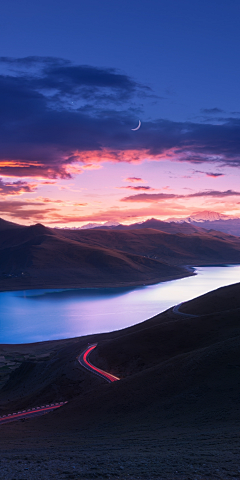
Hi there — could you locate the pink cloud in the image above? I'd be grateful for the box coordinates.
[124,177,143,183]
[121,190,240,203]
[117,185,155,191]
[0,200,58,221]
[0,178,38,196]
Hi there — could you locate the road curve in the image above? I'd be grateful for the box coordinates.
[77,344,120,383]
[173,303,197,317]
[0,402,68,425]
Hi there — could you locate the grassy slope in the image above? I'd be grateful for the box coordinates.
[1,281,240,424]
[1,282,240,478]
[1,223,240,289]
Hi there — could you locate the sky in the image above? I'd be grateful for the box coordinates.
[1,0,240,226]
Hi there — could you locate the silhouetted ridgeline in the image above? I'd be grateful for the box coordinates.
[0,217,240,289]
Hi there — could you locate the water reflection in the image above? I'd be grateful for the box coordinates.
[19,287,133,301]
[0,265,240,344]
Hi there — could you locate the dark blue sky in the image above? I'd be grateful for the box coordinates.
[1,0,240,226]
[2,0,240,121]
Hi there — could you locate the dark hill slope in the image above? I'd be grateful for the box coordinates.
[58,226,240,266]
[178,280,240,316]
[1,223,240,289]
[0,223,54,249]
[2,282,240,422]
[44,281,240,431]
[0,218,24,231]
[0,225,186,289]
[1,283,240,478]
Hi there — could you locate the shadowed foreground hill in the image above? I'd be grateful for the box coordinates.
[1,282,240,478]
[1,219,240,289]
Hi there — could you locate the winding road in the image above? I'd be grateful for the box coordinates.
[173,303,197,317]
[0,402,68,424]
[77,344,120,383]
[1,343,118,425]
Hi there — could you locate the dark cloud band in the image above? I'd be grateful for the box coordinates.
[1,56,240,180]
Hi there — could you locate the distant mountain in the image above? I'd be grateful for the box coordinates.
[92,218,206,235]
[77,214,240,237]
[168,211,234,223]
[78,222,103,230]
[166,211,240,237]
[59,221,121,230]
[189,211,233,222]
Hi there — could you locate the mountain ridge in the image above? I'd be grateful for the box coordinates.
[77,212,240,237]
[0,219,240,290]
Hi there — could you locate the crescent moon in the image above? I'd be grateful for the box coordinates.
[131,120,141,131]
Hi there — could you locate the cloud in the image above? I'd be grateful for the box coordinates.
[187,189,240,198]
[40,180,57,185]
[200,108,225,114]
[118,185,154,191]
[0,178,37,195]
[0,199,58,221]
[124,177,143,182]
[193,170,225,178]
[205,172,224,178]
[47,204,190,224]
[121,193,178,202]
[1,56,240,181]
[121,190,240,203]
[0,56,147,103]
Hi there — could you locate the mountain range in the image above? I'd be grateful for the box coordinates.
[1,216,240,290]
[77,211,240,237]
[172,211,240,237]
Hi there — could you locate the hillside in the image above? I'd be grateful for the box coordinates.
[1,220,240,289]
[0,218,25,231]
[1,282,240,478]
[59,225,240,266]
[0,223,187,290]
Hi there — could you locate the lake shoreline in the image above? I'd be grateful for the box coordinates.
[0,268,195,293]
[0,259,239,294]
[0,264,240,345]
[1,281,240,480]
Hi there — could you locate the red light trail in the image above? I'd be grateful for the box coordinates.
[78,344,120,383]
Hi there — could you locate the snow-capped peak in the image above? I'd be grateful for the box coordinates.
[188,211,231,222]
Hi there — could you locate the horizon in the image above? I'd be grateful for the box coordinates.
[1,209,239,230]
[1,1,240,227]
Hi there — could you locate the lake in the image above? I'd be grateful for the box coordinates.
[0,265,240,344]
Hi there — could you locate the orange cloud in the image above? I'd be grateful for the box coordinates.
[82,164,103,170]
[45,202,194,225]
[74,149,151,165]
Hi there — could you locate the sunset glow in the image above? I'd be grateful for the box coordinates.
[0,3,240,228]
